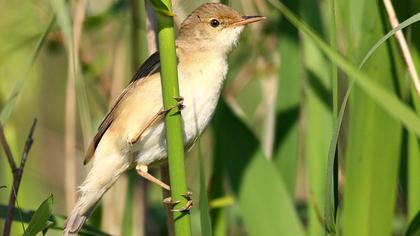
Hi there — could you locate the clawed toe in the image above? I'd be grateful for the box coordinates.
[163,191,193,212]
[173,96,184,102]
[174,96,185,111]
[163,197,180,205]
[158,96,185,116]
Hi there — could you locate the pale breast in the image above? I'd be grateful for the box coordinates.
[134,56,227,165]
[180,70,225,147]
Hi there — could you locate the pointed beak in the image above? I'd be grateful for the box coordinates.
[232,16,266,27]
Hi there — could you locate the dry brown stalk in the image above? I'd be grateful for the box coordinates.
[383,0,420,97]
[0,119,37,236]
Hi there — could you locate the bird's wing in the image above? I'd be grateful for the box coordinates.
[84,52,161,165]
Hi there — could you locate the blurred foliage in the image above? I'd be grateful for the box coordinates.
[1,0,420,235]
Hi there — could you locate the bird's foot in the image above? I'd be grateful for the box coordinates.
[159,96,185,115]
[163,191,193,212]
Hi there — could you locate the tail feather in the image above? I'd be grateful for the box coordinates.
[63,191,102,235]
[63,152,130,235]
[63,211,87,235]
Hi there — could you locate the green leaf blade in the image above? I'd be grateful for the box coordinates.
[273,0,302,197]
[405,211,420,236]
[267,1,420,236]
[23,195,53,236]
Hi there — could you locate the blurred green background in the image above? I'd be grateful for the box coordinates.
[1,0,420,235]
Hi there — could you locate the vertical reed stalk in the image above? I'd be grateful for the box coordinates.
[150,0,192,234]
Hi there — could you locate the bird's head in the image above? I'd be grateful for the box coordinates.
[177,3,265,55]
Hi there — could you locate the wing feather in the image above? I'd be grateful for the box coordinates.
[84,52,161,165]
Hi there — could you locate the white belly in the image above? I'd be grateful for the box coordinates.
[134,59,227,165]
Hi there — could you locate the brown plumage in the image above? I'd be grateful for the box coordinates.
[84,52,161,165]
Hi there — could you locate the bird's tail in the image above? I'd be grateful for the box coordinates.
[63,152,130,235]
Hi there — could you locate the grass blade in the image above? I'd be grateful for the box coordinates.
[266,1,420,236]
[300,0,332,235]
[325,12,420,234]
[408,132,420,220]
[360,13,420,68]
[23,195,53,236]
[0,204,110,235]
[325,81,353,234]
[404,211,420,236]
[267,0,420,137]
[324,0,339,232]
[335,1,404,235]
[408,49,420,221]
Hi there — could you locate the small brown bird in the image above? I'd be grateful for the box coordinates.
[64,3,264,235]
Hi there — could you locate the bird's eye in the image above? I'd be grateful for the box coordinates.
[210,19,220,28]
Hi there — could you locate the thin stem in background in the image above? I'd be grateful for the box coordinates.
[120,1,150,235]
[383,0,420,97]
[325,0,339,233]
[73,0,86,60]
[74,0,91,150]
[64,32,77,214]
[64,0,86,213]
[1,119,37,236]
[129,0,149,68]
[64,21,75,215]
[135,2,157,235]
[146,0,158,54]
[161,165,175,236]
[109,30,127,106]
[102,13,128,236]
[0,127,18,173]
[130,0,140,71]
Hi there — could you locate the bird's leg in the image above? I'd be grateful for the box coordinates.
[163,191,193,212]
[128,96,184,145]
[136,164,193,211]
[128,110,164,144]
[136,164,170,191]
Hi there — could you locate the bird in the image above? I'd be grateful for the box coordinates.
[63,3,264,235]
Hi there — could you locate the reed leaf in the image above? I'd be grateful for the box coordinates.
[267,0,420,138]
[273,0,302,197]
[23,195,53,236]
